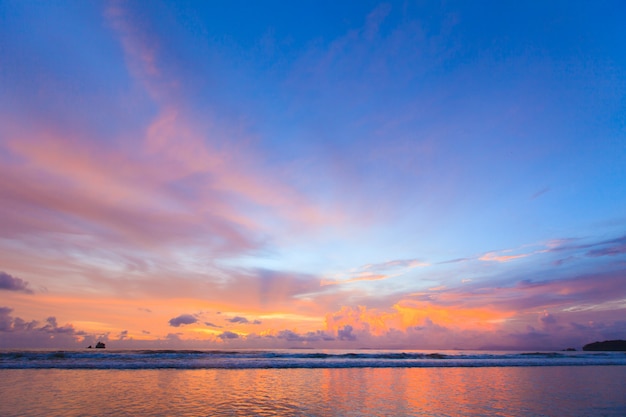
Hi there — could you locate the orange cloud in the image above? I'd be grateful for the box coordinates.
[479,251,530,262]
[325,301,514,338]
[321,258,428,286]
[320,273,388,286]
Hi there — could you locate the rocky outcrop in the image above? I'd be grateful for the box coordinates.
[582,340,626,351]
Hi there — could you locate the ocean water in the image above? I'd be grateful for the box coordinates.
[1,350,625,416]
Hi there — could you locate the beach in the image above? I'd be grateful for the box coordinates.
[1,364,625,416]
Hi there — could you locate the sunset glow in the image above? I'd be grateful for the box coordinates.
[1,0,625,350]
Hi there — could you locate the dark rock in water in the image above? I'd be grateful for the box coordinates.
[562,347,576,351]
[87,345,92,349]
[95,341,106,349]
[582,340,626,351]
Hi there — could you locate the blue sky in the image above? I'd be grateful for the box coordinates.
[0,0,625,349]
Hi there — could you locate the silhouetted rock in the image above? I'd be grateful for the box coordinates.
[95,341,106,349]
[582,340,626,351]
[562,347,576,351]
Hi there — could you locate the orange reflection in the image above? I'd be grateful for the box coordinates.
[2,367,625,415]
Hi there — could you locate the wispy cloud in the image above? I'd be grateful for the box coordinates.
[321,258,427,286]
[479,251,531,263]
[321,273,389,286]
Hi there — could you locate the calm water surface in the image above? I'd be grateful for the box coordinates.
[1,366,625,416]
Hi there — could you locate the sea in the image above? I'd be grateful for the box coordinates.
[1,349,625,416]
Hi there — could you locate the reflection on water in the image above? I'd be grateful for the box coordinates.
[1,366,624,416]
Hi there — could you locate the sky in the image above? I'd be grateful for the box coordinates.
[1,0,625,350]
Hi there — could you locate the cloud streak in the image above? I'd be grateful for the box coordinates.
[321,258,428,286]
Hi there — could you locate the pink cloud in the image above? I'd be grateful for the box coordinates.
[103,3,344,230]
[0,133,260,254]
[321,258,428,286]
[321,273,389,286]
[1,82,348,271]
[410,269,626,316]
[479,251,531,263]
[105,2,168,101]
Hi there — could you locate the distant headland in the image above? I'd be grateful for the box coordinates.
[582,340,626,351]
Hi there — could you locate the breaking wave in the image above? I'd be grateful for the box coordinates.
[1,349,625,369]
